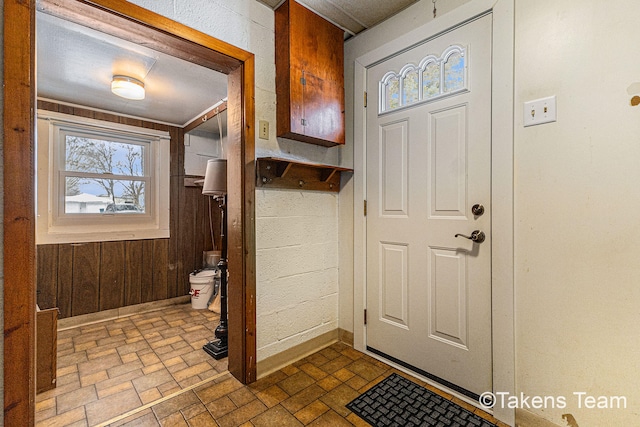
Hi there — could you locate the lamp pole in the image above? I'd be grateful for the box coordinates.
[203,194,228,359]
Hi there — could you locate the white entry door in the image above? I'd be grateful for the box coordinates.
[366,14,492,397]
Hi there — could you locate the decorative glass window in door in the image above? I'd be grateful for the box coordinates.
[379,45,467,113]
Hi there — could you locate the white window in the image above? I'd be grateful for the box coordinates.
[37,110,170,244]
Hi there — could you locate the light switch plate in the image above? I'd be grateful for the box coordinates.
[259,120,269,139]
[524,95,557,127]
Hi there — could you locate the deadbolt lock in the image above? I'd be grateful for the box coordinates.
[472,204,485,216]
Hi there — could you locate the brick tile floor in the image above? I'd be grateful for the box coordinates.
[36,304,226,427]
[36,304,510,427]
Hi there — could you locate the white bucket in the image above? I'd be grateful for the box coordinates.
[189,270,215,309]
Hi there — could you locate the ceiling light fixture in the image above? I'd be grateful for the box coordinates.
[111,75,145,100]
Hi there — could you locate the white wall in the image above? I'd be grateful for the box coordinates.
[345,0,640,425]
[128,0,342,363]
[514,0,640,425]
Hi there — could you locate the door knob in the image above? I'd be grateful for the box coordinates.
[472,204,485,216]
[455,230,485,243]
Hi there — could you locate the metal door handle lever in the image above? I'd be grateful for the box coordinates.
[455,230,485,243]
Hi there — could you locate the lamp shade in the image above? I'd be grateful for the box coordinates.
[202,159,227,196]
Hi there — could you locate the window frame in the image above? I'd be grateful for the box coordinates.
[36,110,171,244]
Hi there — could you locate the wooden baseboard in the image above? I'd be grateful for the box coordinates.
[515,409,564,427]
[339,328,354,346]
[257,329,339,379]
[57,296,191,330]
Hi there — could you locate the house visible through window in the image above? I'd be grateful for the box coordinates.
[63,133,148,215]
[37,110,170,244]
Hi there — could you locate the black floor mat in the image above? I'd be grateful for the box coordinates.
[346,373,497,427]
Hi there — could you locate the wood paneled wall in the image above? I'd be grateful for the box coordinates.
[36,101,221,318]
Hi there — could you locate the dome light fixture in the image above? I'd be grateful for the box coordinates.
[111,75,145,100]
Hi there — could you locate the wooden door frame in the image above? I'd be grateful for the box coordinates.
[3,0,256,423]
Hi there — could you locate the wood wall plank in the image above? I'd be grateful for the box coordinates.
[99,241,125,310]
[125,240,143,306]
[181,187,198,275]
[169,176,181,299]
[71,243,100,316]
[195,188,207,268]
[152,239,169,301]
[37,245,58,309]
[57,244,74,319]
[120,117,143,128]
[168,127,184,298]
[141,240,155,303]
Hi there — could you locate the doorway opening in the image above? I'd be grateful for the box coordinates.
[3,0,256,423]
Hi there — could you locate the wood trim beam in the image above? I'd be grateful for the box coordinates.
[226,59,257,383]
[37,0,247,73]
[183,101,229,134]
[3,0,36,424]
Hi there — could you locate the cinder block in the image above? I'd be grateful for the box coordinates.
[321,294,339,324]
[276,302,322,340]
[263,271,327,310]
[257,312,279,348]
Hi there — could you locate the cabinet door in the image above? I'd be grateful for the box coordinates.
[302,71,344,145]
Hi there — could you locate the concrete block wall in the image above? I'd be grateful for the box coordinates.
[255,189,339,360]
[129,0,344,364]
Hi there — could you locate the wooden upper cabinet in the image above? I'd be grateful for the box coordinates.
[275,0,345,147]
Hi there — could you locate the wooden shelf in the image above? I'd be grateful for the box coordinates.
[184,176,204,187]
[257,157,352,192]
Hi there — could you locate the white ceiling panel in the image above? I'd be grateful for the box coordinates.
[256,0,419,36]
[329,0,419,28]
[37,12,228,126]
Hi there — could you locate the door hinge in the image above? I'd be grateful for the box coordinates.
[364,309,367,325]
[364,200,367,216]
[364,91,368,108]
[301,77,306,86]
[301,118,307,126]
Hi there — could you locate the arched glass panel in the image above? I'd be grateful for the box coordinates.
[379,45,466,113]
[402,69,419,105]
[422,62,440,99]
[443,51,464,93]
[385,76,400,110]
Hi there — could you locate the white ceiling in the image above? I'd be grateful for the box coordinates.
[257,0,419,36]
[36,0,417,129]
[36,12,228,128]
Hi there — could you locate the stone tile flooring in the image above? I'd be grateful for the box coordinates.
[36,304,226,427]
[36,304,509,426]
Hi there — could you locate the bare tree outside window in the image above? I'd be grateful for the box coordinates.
[63,135,147,214]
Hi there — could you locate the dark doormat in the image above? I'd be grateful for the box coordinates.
[346,373,497,427]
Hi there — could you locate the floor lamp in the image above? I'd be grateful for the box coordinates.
[202,158,228,359]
